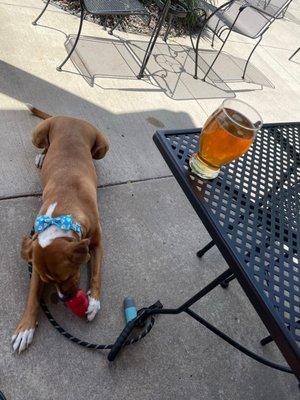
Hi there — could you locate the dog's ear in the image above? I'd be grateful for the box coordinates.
[91,130,109,160]
[68,239,90,265]
[32,118,52,149]
[21,236,35,261]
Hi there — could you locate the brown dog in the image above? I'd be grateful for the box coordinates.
[12,105,109,353]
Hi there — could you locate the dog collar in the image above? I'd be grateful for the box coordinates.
[34,214,82,237]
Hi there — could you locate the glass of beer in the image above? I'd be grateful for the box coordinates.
[189,99,263,179]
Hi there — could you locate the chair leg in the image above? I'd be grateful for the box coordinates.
[109,16,125,35]
[196,240,215,258]
[193,21,207,79]
[211,31,216,48]
[103,16,108,30]
[202,9,242,82]
[32,0,51,25]
[147,14,152,27]
[242,35,262,79]
[188,10,204,52]
[137,0,171,79]
[163,14,174,42]
[56,8,85,71]
[211,21,222,48]
[220,273,236,288]
[289,46,300,61]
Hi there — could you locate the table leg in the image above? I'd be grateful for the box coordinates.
[114,267,294,375]
[220,273,236,289]
[137,0,171,79]
[197,240,215,258]
[151,268,233,315]
[260,334,274,346]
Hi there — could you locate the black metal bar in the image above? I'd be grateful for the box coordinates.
[146,268,233,315]
[137,0,171,79]
[163,14,174,42]
[220,273,236,289]
[211,1,233,48]
[32,0,51,25]
[109,16,126,35]
[211,22,225,48]
[242,35,262,79]
[193,0,235,79]
[103,16,108,30]
[56,7,85,71]
[289,46,300,61]
[197,240,215,258]
[202,7,243,82]
[260,334,274,346]
[188,9,206,52]
[211,30,216,48]
[193,20,206,79]
[185,308,293,374]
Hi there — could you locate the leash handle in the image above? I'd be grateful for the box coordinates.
[107,320,136,361]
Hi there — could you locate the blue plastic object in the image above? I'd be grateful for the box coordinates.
[123,297,137,322]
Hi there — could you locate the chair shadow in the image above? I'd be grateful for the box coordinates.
[33,22,68,39]
[0,59,197,197]
[289,59,300,65]
[61,34,273,101]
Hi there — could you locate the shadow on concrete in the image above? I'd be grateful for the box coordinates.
[0,59,196,198]
[63,34,274,101]
[64,34,234,101]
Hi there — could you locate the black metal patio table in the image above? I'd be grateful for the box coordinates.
[152,122,300,380]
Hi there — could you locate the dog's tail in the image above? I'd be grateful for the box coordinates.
[25,103,52,120]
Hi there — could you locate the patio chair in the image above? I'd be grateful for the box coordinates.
[32,0,149,71]
[192,0,293,80]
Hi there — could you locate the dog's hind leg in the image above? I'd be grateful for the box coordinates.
[32,118,52,168]
[32,118,51,149]
[91,130,109,160]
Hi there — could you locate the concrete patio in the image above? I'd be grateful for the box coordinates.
[0,0,299,399]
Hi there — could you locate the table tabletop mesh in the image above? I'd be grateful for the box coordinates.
[160,123,300,353]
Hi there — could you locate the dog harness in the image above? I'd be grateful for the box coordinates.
[35,214,82,237]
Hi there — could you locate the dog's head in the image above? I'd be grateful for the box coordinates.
[21,235,90,297]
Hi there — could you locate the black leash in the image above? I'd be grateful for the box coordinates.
[28,227,161,360]
[27,226,295,371]
[28,263,161,360]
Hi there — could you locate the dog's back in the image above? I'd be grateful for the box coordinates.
[27,105,109,215]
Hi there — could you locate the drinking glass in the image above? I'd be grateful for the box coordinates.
[189,99,263,179]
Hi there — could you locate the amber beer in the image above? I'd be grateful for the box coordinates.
[189,100,262,179]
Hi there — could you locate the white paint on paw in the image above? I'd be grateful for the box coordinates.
[11,328,35,354]
[86,296,101,322]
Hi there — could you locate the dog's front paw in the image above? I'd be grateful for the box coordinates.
[12,318,37,354]
[86,295,101,322]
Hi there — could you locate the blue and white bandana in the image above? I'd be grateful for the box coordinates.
[35,214,82,236]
